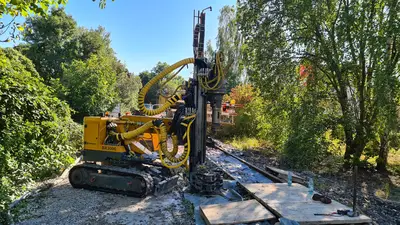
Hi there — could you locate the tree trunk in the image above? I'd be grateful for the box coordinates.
[339,93,355,168]
[376,132,389,172]
[343,128,354,168]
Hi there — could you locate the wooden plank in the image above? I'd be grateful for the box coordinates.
[242,183,372,225]
[268,201,372,225]
[243,183,311,204]
[199,199,275,225]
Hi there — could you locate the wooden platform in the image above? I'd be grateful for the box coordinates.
[200,199,275,225]
[242,183,372,225]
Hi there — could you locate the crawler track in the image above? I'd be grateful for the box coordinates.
[69,163,154,197]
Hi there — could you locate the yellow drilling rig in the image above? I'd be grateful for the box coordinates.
[68,7,227,197]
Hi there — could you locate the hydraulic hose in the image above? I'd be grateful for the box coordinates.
[113,120,154,141]
[199,51,224,91]
[155,116,195,169]
[170,134,179,157]
[112,118,190,168]
[138,58,195,116]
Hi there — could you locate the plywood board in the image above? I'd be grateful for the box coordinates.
[268,201,372,225]
[243,183,311,204]
[242,183,372,225]
[200,199,275,225]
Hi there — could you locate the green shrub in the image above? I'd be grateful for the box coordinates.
[0,48,81,223]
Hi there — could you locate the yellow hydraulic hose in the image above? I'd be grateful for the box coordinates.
[155,116,195,169]
[199,52,224,91]
[138,58,195,116]
[112,120,154,141]
[159,65,185,89]
[198,52,224,91]
[170,134,179,156]
[111,117,191,168]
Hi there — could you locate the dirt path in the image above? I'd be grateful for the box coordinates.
[13,167,193,225]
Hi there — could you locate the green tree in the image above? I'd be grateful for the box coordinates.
[217,5,244,90]
[62,55,119,121]
[0,48,79,223]
[22,8,116,84]
[238,0,400,168]
[205,40,215,61]
[22,8,78,82]
[117,73,142,113]
[223,84,256,104]
[71,26,115,61]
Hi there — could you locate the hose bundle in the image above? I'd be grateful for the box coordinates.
[138,58,195,116]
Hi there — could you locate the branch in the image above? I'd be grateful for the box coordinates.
[344,0,357,62]
[0,16,17,37]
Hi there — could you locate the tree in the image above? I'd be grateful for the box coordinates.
[22,8,78,82]
[22,8,117,84]
[117,73,142,113]
[223,84,256,105]
[62,55,119,121]
[0,48,79,223]
[71,26,115,61]
[217,5,244,91]
[205,40,215,61]
[238,0,400,168]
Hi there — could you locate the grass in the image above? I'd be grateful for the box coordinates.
[227,137,272,151]
[375,183,400,202]
[387,149,400,175]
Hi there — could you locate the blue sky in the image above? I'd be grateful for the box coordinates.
[1,0,235,78]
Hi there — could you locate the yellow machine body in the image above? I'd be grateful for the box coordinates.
[83,116,173,156]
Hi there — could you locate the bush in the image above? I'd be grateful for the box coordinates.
[0,48,81,223]
[282,97,333,169]
[62,55,119,122]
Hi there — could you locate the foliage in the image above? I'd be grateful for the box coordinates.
[205,40,215,61]
[95,0,114,9]
[22,8,117,84]
[217,5,244,90]
[117,73,142,113]
[22,7,78,82]
[21,8,138,120]
[223,84,255,104]
[0,0,67,42]
[237,0,400,168]
[0,48,80,223]
[62,55,119,121]
[228,137,271,151]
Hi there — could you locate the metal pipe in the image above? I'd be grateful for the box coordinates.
[351,165,360,217]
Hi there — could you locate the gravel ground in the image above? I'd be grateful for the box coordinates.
[12,166,193,225]
[216,141,400,225]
